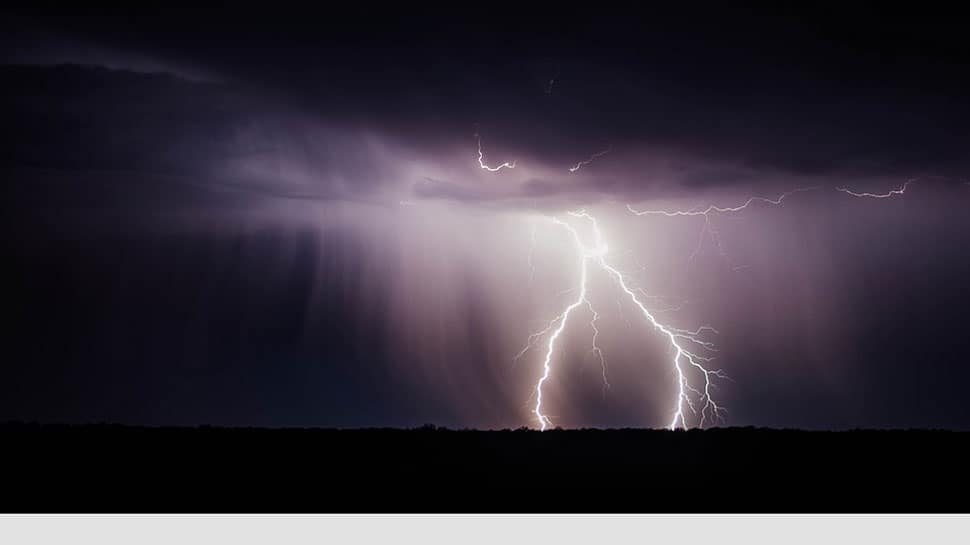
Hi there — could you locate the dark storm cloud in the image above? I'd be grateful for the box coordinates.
[0,64,402,214]
[5,6,969,201]
[0,18,214,81]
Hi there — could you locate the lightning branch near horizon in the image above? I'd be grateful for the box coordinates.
[584,299,609,396]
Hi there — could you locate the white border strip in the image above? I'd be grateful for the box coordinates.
[0,514,968,545]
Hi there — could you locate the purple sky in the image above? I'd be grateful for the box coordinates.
[2,8,969,429]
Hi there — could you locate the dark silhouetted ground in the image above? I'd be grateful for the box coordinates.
[2,423,967,512]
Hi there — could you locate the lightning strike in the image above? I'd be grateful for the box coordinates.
[522,210,726,430]
[568,146,613,173]
[584,299,609,395]
[570,210,726,429]
[531,217,590,430]
[518,175,937,430]
[476,133,516,172]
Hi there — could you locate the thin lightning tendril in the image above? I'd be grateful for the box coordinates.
[584,299,609,395]
[835,179,915,198]
[634,288,688,313]
[569,146,613,173]
[476,134,516,172]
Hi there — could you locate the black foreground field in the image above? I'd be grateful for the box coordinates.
[2,423,968,512]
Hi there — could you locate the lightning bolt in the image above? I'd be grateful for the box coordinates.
[530,217,591,430]
[584,299,609,396]
[568,146,613,173]
[476,133,516,172]
[517,175,937,430]
[571,211,725,429]
[835,179,915,198]
[524,211,725,430]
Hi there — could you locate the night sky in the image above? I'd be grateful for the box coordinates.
[2,6,969,429]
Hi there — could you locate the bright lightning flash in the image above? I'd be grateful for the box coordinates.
[476,134,516,172]
[521,211,724,430]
